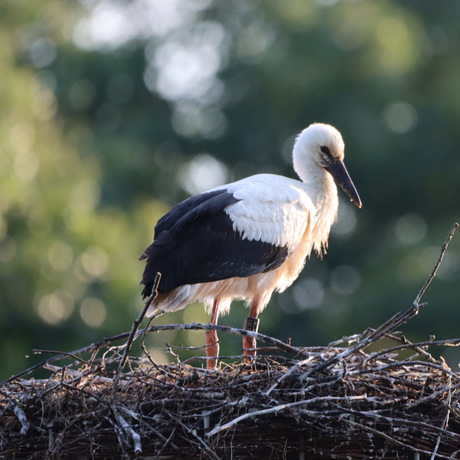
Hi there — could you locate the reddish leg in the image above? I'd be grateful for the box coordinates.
[243,301,260,363]
[205,299,220,369]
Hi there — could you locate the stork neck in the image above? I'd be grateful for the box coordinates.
[311,171,337,212]
[294,154,332,199]
[293,156,339,255]
[293,155,339,239]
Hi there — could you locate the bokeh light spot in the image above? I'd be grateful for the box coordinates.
[37,291,74,325]
[78,246,109,280]
[395,213,427,245]
[332,201,357,238]
[330,266,361,296]
[292,277,325,310]
[80,297,107,328]
[383,101,418,134]
[178,153,228,195]
[48,241,74,272]
[29,38,57,69]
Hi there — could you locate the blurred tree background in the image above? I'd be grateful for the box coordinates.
[1,0,460,380]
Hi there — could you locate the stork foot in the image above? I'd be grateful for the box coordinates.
[205,329,219,369]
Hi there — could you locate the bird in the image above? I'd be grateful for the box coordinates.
[139,123,362,369]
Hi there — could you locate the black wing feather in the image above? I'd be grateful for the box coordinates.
[140,189,288,298]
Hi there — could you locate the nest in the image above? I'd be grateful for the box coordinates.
[1,325,460,459]
[1,226,460,459]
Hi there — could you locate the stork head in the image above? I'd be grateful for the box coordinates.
[293,123,362,208]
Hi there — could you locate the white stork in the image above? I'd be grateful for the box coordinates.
[139,123,362,369]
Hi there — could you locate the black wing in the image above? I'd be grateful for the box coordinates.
[140,189,288,298]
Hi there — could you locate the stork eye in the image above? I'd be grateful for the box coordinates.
[320,145,333,165]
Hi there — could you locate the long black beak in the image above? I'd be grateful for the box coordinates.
[325,160,362,208]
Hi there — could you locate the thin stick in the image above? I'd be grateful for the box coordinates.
[13,405,30,435]
[413,223,458,306]
[366,337,460,364]
[148,323,307,358]
[341,419,446,459]
[265,355,315,396]
[430,375,452,460]
[207,395,368,437]
[112,272,161,397]
[30,350,90,366]
[113,408,142,455]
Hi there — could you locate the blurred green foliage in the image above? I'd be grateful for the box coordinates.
[1,0,460,380]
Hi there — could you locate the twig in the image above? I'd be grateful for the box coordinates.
[265,355,315,396]
[13,405,30,435]
[430,375,452,460]
[113,408,142,455]
[184,424,219,460]
[341,419,449,459]
[145,323,306,358]
[0,335,128,387]
[152,424,179,457]
[31,350,90,366]
[413,222,459,306]
[206,395,368,437]
[364,334,453,364]
[112,272,161,397]
[43,363,116,385]
[164,409,220,460]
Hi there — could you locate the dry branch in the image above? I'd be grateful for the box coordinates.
[1,224,460,459]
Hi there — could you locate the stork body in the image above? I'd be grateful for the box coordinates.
[140,123,362,369]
